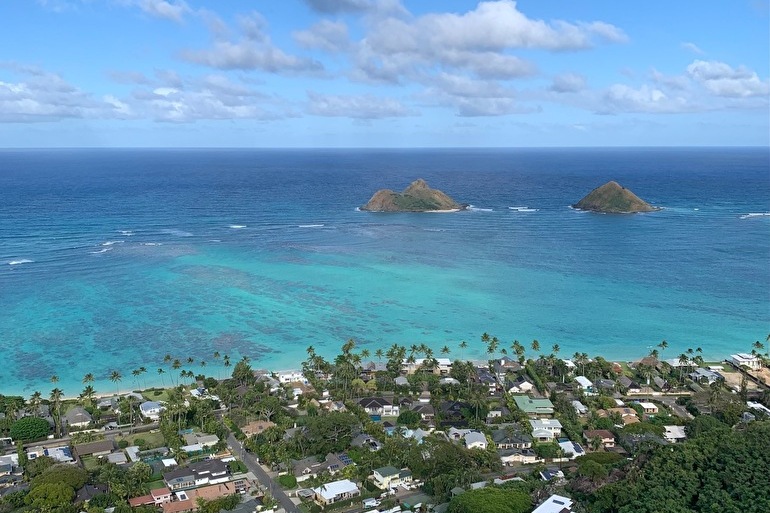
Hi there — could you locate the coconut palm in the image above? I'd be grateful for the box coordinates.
[110,370,123,396]
[512,340,525,363]
[82,373,94,385]
[50,374,59,386]
[375,348,384,361]
[361,348,371,360]
[80,385,96,406]
[49,387,63,437]
[29,391,42,414]
[157,368,166,387]
[459,340,468,360]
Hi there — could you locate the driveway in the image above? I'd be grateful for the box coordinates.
[227,433,300,513]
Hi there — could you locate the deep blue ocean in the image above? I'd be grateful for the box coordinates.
[1,148,768,397]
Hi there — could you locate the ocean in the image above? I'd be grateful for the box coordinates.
[1,147,768,397]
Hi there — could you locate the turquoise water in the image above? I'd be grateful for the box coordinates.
[0,148,768,397]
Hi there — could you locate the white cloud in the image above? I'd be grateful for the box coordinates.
[598,84,690,114]
[686,60,770,98]
[681,42,704,55]
[294,20,351,53]
[306,91,412,118]
[137,0,190,22]
[0,65,126,122]
[302,0,406,15]
[182,13,324,74]
[550,73,587,93]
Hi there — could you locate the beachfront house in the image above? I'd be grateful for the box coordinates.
[139,401,165,421]
[731,353,762,370]
[312,479,360,506]
[372,466,413,489]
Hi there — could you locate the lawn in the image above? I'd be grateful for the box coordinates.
[116,431,165,449]
[142,388,172,402]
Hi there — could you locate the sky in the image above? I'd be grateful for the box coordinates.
[1,0,768,147]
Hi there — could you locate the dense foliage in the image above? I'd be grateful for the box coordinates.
[588,420,770,513]
[447,487,531,513]
[9,416,50,441]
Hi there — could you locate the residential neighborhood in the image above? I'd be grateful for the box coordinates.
[0,336,769,513]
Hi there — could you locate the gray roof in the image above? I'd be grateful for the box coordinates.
[64,406,92,425]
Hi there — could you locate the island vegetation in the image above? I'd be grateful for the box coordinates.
[573,181,659,213]
[360,179,466,212]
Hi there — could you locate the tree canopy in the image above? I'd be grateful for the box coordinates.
[9,416,50,441]
[447,487,531,513]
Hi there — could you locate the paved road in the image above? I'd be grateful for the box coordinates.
[227,433,300,513]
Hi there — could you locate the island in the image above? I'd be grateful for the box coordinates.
[360,178,467,212]
[573,180,660,213]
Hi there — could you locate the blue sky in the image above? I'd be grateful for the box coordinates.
[1,0,768,147]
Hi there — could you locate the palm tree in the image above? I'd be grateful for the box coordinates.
[531,339,540,353]
[80,385,96,406]
[82,373,94,385]
[375,348,384,361]
[139,367,148,388]
[110,370,123,396]
[512,340,525,363]
[361,349,370,360]
[49,387,63,437]
[50,374,59,386]
[132,369,141,389]
[459,340,468,360]
[172,359,182,385]
[678,354,689,381]
[658,340,668,353]
[29,391,42,414]
[157,368,166,387]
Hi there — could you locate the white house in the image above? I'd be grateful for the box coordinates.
[312,479,360,505]
[529,419,562,442]
[638,402,659,414]
[571,400,588,415]
[463,431,487,450]
[372,466,413,489]
[275,370,306,384]
[139,401,165,420]
[731,353,762,370]
[574,376,593,390]
[532,494,574,513]
[663,425,687,443]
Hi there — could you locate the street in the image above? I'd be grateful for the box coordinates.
[227,433,300,513]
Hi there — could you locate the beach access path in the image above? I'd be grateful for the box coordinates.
[226,432,300,513]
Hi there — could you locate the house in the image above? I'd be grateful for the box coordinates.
[638,402,658,415]
[731,353,762,370]
[64,406,92,429]
[618,376,641,393]
[394,376,409,387]
[492,427,532,449]
[440,377,461,386]
[689,368,722,384]
[571,400,588,415]
[182,433,219,448]
[506,376,535,394]
[447,428,487,449]
[372,466,412,489]
[151,487,173,505]
[475,366,498,394]
[351,434,382,452]
[583,430,616,449]
[486,405,510,420]
[603,407,640,425]
[312,479,360,505]
[275,370,306,384]
[139,401,165,420]
[411,403,435,422]
[574,376,594,392]
[512,395,554,417]
[499,448,540,465]
[529,419,562,442]
[493,357,522,381]
[595,379,616,391]
[241,420,276,438]
[74,484,108,504]
[27,445,74,463]
[539,469,564,482]
[358,397,399,417]
[663,426,687,443]
[747,401,770,416]
[74,440,116,459]
[107,452,128,465]
[163,459,229,491]
[558,440,585,460]
[532,494,574,513]
[439,401,471,427]
[291,453,350,482]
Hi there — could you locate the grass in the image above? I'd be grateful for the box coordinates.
[81,455,100,471]
[115,431,165,449]
[142,388,172,402]
[146,479,166,490]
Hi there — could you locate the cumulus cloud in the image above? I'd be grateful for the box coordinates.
[681,42,704,55]
[598,84,690,114]
[294,20,350,53]
[128,74,289,122]
[116,0,193,22]
[182,12,324,74]
[302,0,405,15]
[350,0,625,101]
[306,91,412,118]
[686,60,769,98]
[0,64,130,122]
[550,73,587,93]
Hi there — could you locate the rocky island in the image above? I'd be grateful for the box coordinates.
[360,179,467,212]
[573,181,660,213]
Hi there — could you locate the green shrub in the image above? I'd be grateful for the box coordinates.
[278,474,297,489]
[117,439,129,449]
[9,417,50,441]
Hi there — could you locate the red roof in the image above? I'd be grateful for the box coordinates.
[128,494,154,506]
[152,487,171,498]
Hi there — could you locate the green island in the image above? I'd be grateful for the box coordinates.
[1,336,769,513]
[572,181,660,213]
[360,179,467,212]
